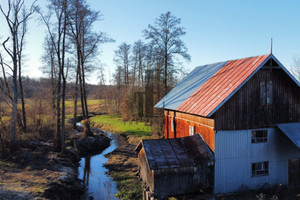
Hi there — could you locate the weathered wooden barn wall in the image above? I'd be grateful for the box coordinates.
[214,128,300,194]
[164,110,215,151]
[214,67,300,131]
[137,148,155,193]
[153,166,208,197]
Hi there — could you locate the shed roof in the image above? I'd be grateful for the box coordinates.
[155,54,300,117]
[276,123,300,149]
[135,134,214,170]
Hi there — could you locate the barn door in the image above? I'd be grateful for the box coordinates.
[288,158,300,186]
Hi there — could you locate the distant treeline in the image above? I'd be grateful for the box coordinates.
[0,76,114,100]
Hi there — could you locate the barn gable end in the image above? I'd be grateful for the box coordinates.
[214,60,300,131]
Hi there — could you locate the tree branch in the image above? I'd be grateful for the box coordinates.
[2,37,14,59]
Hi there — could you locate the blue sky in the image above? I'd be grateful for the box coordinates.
[1,0,300,84]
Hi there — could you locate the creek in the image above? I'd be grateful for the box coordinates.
[78,132,123,200]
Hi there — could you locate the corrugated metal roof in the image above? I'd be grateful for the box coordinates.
[178,54,270,116]
[135,134,214,170]
[155,54,300,117]
[154,61,227,110]
[276,123,300,148]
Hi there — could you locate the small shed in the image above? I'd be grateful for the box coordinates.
[135,134,214,199]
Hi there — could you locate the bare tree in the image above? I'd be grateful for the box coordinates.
[68,0,88,121]
[68,0,113,127]
[113,65,123,109]
[0,53,13,102]
[131,40,147,87]
[144,11,190,95]
[17,8,29,132]
[41,34,58,117]
[0,0,37,152]
[39,0,69,152]
[114,42,131,87]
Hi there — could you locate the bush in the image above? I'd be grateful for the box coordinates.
[82,119,93,137]
[120,90,134,121]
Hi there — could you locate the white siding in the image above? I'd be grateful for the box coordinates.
[214,128,300,194]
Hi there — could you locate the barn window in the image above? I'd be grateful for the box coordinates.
[189,126,194,136]
[252,161,269,176]
[260,80,273,105]
[171,119,174,132]
[251,130,268,143]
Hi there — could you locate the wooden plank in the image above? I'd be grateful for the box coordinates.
[158,139,181,168]
[169,138,192,166]
[143,141,157,170]
[146,140,169,169]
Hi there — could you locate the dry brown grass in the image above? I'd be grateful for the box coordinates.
[0,166,60,199]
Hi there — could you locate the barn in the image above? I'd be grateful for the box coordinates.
[151,53,300,194]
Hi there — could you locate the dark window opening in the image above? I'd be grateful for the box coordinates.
[251,130,268,143]
[260,80,273,105]
[252,161,269,176]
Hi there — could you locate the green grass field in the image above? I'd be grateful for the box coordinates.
[90,115,152,136]
[1,99,109,110]
[64,99,107,108]
[0,99,109,126]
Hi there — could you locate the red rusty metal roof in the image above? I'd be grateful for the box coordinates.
[177,54,270,117]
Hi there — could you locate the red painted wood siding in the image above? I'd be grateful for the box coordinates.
[164,110,215,152]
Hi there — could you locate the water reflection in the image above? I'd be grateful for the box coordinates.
[78,132,123,200]
[83,156,91,186]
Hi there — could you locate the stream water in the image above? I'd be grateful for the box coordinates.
[78,132,123,200]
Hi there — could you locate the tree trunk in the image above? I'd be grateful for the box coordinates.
[60,0,67,153]
[56,69,62,151]
[51,56,57,118]
[81,62,89,118]
[61,75,66,152]
[11,77,17,152]
[80,30,87,119]
[164,47,168,95]
[79,69,86,119]
[11,36,18,153]
[73,64,79,129]
[18,58,26,132]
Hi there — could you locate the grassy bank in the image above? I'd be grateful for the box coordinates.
[111,172,143,200]
[104,140,143,200]
[90,114,152,137]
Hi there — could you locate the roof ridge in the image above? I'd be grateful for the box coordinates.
[192,54,271,69]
